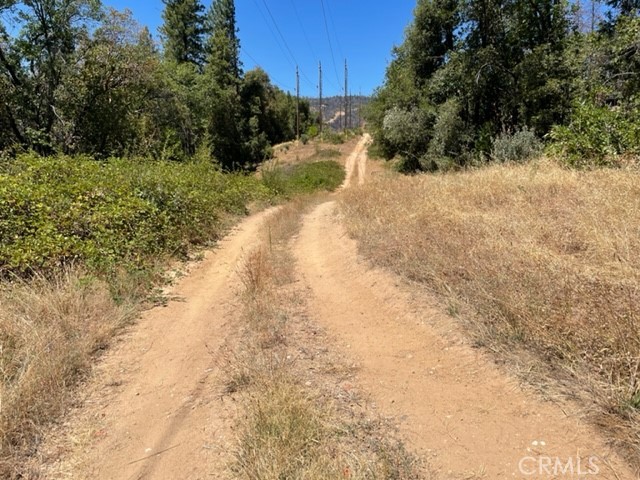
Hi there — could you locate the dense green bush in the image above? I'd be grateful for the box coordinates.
[491,128,543,163]
[549,100,640,167]
[285,161,345,194]
[261,160,345,197]
[0,154,269,277]
[323,131,346,145]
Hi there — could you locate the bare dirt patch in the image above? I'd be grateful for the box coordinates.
[36,208,277,479]
[295,199,636,479]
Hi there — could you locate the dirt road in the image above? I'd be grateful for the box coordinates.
[48,209,277,479]
[293,136,636,479]
[342,134,370,188]
[48,136,636,479]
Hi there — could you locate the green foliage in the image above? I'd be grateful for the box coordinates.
[548,100,640,166]
[323,131,346,145]
[0,154,268,278]
[366,0,573,171]
[492,128,543,163]
[206,0,241,89]
[306,125,319,138]
[0,0,102,153]
[423,98,469,170]
[261,160,345,197]
[381,106,434,171]
[160,0,206,66]
[0,0,302,168]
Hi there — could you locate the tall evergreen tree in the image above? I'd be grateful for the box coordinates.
[160,0,205,66]
[206,0,241,89]
[607,0,640,16]
[203,0,246,169]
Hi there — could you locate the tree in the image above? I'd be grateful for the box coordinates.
[206,0,241,89]
[57,8,160,156]
[607,0,640,16]
[204,0,245,168]
[368,0,574,170]
[160,0,206,66]
[0,0,102,153]
[406,0,460,83]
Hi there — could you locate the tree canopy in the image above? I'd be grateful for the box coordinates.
[0,0,311,168]
[368,0,640,170]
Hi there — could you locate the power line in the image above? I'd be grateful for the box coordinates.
[259,0,298,68]
[290,0,318,61]
[319,0,342,92]
[258,0,315,89]
[249,0,296,70]
[323,0,345,62]
[241,47,294,92]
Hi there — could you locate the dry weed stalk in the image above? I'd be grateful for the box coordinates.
[227,200,426,480]
[0,270,131,477]
[340,159,640,465]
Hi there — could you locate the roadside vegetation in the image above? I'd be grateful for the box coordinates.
[356,0,640,464]
[261,149,345,197]
[227,199,425,479]
[0,0,314,168]
[367,0,640,171]
[0,0,337,475]
[0,150,344,476]
[341,160,640,465]
[0,154,268,281]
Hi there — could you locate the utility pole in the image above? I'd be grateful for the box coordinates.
[296,65,300,141]
[318,61,323,138]
[344,59,348,134]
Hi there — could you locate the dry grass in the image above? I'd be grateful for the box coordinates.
[226,200,426,480]
[340,158,640,464]
[0,270,131,478]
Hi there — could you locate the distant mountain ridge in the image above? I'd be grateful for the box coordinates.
[307,95,370,131]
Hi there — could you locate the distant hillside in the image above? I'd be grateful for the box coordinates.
[307,95,370,131]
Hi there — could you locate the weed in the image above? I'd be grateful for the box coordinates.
[340,159,640,465]
[0,270,131,477]
[228,199,426,480]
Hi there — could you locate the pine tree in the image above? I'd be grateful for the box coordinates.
[406,0,460,83]
[160,0,205,66]
[607,0,640,16]
[206,0,242,89]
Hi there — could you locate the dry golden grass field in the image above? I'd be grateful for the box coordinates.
[341,158,640,463]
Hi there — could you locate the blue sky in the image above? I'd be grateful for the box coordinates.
[103,0,417,97]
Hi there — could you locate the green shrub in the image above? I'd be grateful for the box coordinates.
[491,128,543,163]
[285,161,345,194]
[260,161,290,197]
[548,100,640,167]
[0,154,268,278]
[306,125,319,138]
[323,131,345,145]
[262,160,345,197]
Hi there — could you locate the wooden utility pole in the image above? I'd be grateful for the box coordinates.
[344,59,348,133]
[296,65,300,141]
[318,61,323,138]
